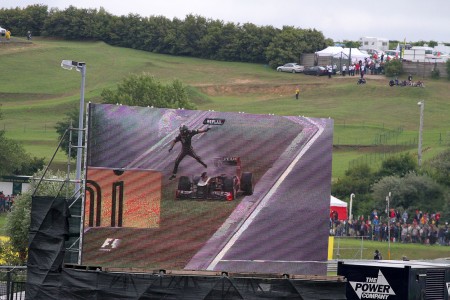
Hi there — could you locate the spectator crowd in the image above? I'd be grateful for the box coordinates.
[0,191,15,212]
[330,208,450,246]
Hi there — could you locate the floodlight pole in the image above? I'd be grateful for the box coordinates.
[349,193,355,222]
[61,60,86,197]
[386,191,391,260]
[76,64,86,196]
[418,100,424,168]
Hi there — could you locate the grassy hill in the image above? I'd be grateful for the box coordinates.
[0,37,449,179]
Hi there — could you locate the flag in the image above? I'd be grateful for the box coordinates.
[395,43,400,57]
[402,38,406,58]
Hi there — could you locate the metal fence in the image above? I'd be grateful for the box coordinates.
[0,267,26,300]
[333,235,368,260]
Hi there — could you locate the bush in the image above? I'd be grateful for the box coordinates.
[0,237,22,265]
[384,59,403,77]
[431,68,440,79]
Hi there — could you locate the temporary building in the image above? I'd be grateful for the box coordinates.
[315,46,344,56]
[330,195,347,221]
[340,48,370,61]
[316,46,370,62]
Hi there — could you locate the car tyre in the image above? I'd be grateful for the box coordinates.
[178,176,191,191]
[292,70,296,73]
[240,172,253,195]
[223,177,235,199]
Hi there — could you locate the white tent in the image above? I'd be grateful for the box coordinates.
[315,46,344,56]
[330,196,348,221]
[316,47,370,62]
[341,48,370,61]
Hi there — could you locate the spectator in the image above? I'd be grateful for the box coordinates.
[0,191,5,212]
[327,65,332,78]
[374,249,382,260]
[402,210,408,224]
[401,223,408,243]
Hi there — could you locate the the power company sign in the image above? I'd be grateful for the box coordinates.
[339,264,408,300]
[349,270,396,299]
[339,261,450,299]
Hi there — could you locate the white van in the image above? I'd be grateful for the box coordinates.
[0,27,6,36]
[411,46,434,58]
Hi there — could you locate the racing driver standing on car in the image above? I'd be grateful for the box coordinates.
[168,125,209,180]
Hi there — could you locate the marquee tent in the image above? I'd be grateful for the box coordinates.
[330,195,348,221]
[316,47,370,62]
[340,48,370,61]
[315,46,344,56]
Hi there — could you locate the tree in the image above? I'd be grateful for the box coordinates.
[343,40,361,48]
[376,153,417,179]
[101,73,195,109]
[384,59,403,77]
[5,169,73,264]
[265,26,308,68]
[265,26,327,68]
[372,173,446,216]
[332,164,376,217]
[425,148,450,187]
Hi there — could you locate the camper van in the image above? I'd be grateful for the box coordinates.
[402,46,434,62]
[411,46,434,59]
[359,37,389,51]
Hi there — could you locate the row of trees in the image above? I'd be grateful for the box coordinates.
[332,152,450,222]
[2,5,445,69]
[0,5,331,67]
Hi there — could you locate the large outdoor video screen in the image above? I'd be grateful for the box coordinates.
[82,103,333,275]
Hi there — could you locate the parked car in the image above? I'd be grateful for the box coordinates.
[364,49,385,59]
[276,63,304,73]
[303,66,328,76]
[384,50,399,60]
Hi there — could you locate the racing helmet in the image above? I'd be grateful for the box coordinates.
[179,125,189,135]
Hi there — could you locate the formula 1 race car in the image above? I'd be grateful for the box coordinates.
[175,157,253,201]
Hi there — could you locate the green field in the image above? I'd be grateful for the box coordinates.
[331,237,450,261]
